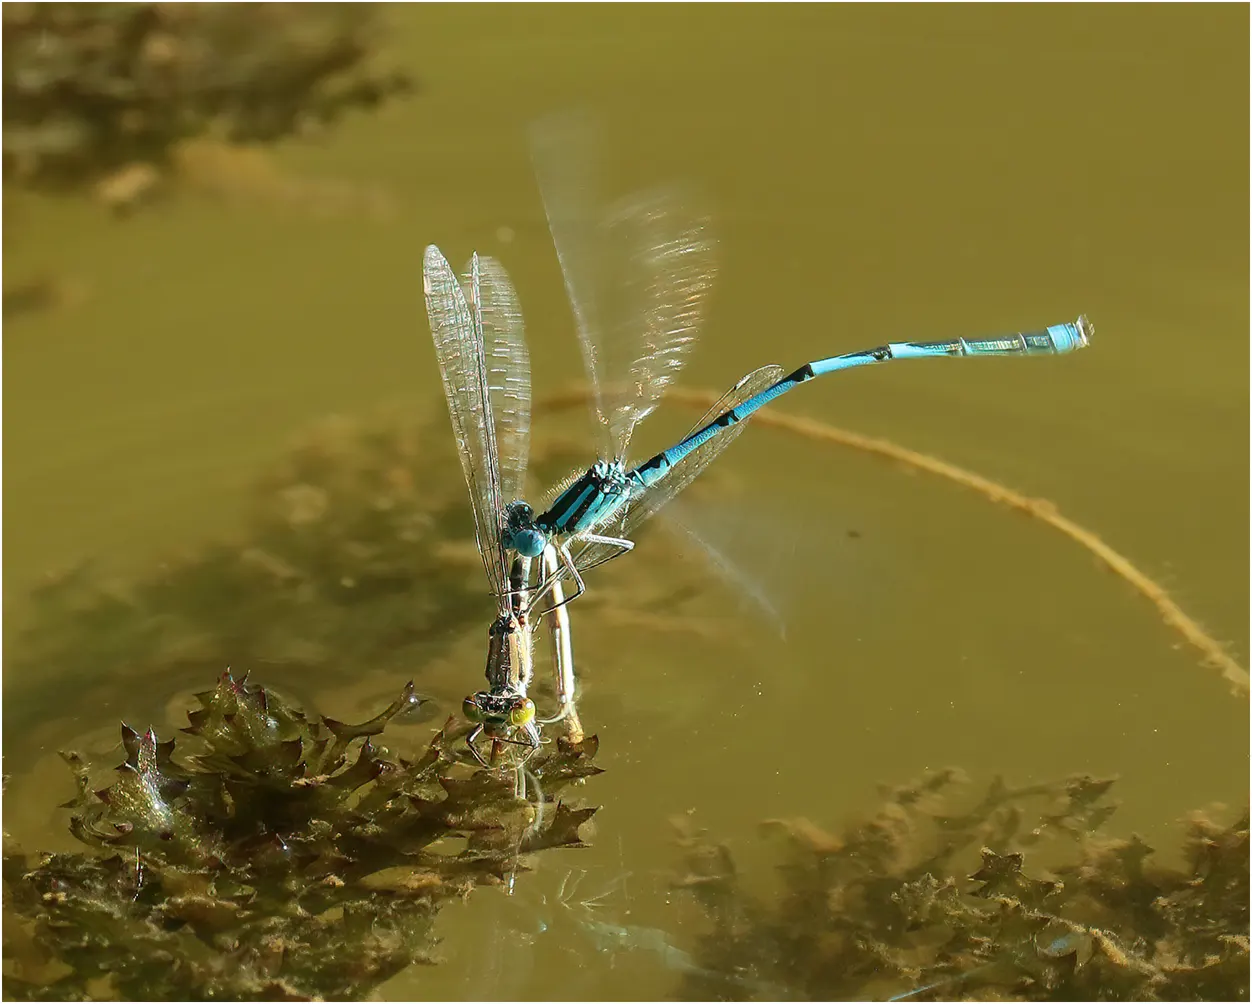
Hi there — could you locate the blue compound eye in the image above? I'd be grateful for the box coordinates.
[512,529,546,558]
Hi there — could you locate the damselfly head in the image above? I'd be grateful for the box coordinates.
[504,501,547,557]
[463,691,536,735]
[506,500,535,523]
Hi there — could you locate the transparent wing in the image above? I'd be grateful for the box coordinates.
[530,112,715,463]
[598,187,714,461]
[571,364,785,571]
[619,364,785,537]
[473,256,530,506]
[423,245,508,599]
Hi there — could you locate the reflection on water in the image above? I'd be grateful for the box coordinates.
[4,4,1247,1000]
[442,868,718,1003]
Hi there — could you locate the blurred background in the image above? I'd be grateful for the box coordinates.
[3,4,1247,1000]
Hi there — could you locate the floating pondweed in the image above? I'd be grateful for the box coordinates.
[4,671,603,1001]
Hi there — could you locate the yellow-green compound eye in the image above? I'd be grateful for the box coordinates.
[462,696,484,723]
[509,698,535,727]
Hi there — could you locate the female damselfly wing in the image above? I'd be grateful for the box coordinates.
[476,257,531,509]
[423,246,522,608]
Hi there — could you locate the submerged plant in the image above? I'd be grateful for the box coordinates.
[17,408,1242,999]
[3,3,412,189]
[672,771,1249,1001]
[7,413,489,728]
[4,670,602,1001]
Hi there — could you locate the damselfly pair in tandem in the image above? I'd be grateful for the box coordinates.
[423,117,1092,766]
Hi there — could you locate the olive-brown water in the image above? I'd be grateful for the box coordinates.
[4,6,1248,1000]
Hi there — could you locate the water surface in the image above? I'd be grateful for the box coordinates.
[4,6,1247,1000]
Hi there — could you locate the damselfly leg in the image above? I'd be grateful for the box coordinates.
[526,532,635,618]
[536,545,582,737]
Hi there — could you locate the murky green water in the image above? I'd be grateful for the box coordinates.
[4,5,1247,1000]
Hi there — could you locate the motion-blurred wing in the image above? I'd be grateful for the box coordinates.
[530,111,715,463]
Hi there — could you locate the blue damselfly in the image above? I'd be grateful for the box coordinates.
[498,115,1092,615]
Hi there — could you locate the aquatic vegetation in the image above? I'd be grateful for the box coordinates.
[2,408,712,998]
[3,671,603,1001]
[3,3,412,189]
[3,3,410,319]
[1,274,85,320]
[4,404,1246,1000]
[672,770,1249,1001]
